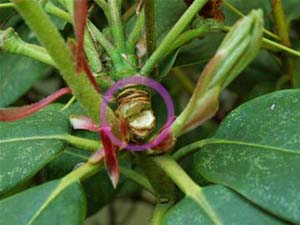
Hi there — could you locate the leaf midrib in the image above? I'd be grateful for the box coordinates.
[209,138,300,154]
[173,138,300,160]
[27,180,76,225]
[0,135,68,144]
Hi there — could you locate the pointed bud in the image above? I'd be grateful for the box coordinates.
[172,10,263,136]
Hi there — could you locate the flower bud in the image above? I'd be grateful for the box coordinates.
[172,10,263,136]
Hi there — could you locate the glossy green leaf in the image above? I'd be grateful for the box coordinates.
[45,147,142,215]
[163,185,286,225]
[194,89,300,223]
[0,179,86,225]
[0,53,50,107]
[0,108,70,195]
[45,147,115,216]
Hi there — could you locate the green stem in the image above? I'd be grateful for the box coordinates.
[153,156,200,194]
[55,0,103,74]
[88,21,116,57]
[223,26,300,57]
[0,28,55,66]
[122,2,137,22]
[84,29,103,73]
[136,154,177,202]
[95,0,111,24]
[44,1,72,23]
[164,26,207,57]
[89,21,137,78]
[10,0,117,126]
[153,156,222,225]
[144,0,156,57]
[64,161,102,183]
[223,0,280,41]
[271,0,295,87]
[271,0,290,45]
[127,10,145,52]
[0,3,14,8]
[60,96,76,111]
[140,0,209,76]
[64,134,101,152]
[172,68,195,94]
[223,0,243,17]
[263,38,300,57]
[150,202,174,225]
[107,0,126,52]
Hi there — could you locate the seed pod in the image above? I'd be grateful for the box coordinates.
[116,86,156,142]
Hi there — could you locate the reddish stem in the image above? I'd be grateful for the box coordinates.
[0,87,72,122]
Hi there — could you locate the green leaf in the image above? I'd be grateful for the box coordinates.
[222,0,271,26]
[43,100,137,215]
[45,147,115,216]
[0,108,70,195]
[175,33,223,67]
[0,179,86,225]
[194,89,300,223]
[283,0,300,22]
[45,147,142,215]
[163,185,285,225]
[158,49,180,79]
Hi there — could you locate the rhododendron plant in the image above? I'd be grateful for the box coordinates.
[0,0,299,224]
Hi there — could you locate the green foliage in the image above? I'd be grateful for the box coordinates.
[163,185,285,225]
[0,0,299,224]
[0,179,86,225]
[0,109,70,196]
[194,90,300,223]
[0,24,50,107]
